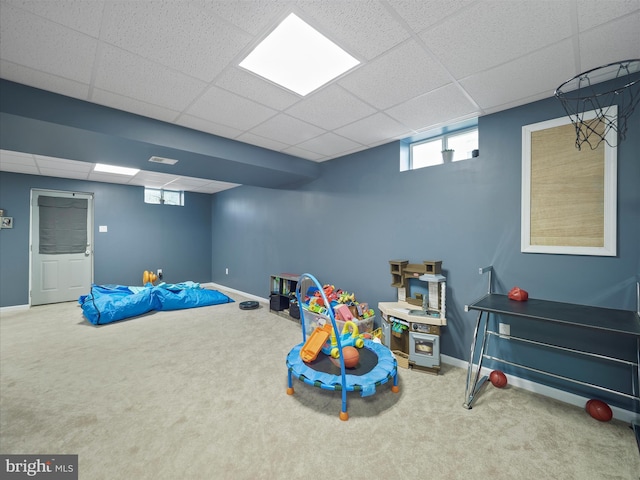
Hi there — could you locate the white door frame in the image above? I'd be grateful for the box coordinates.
[29,188,94,306]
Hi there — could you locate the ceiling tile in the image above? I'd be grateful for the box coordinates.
[286,85,377,130]
[339,39,451,109]
[91,88,181,124]
[0,150,36,166]
[0,61,90,100]
[387,83,479,130]
[166,176,239,193]
[386,0,476,33]
[35,156,92,172]
[579,13,640,73]
[38,167,89,180]
[94,45,208,112]
[192,181,239,194]
[250,114,325,145]
[335,113,412,146]
[215,67,300,110]
[421,0,574,78]
[184,86,277,131]
[165,176,213,188]
[129,171,178,185]
[0,163,39,175]
[175,114,244,140]
[296,132,363,157]
[0,3,97,83]
[0,150,39,175]
[235,132,290,152]
[101,1,251,81]
[577,0,640,31]
[282,145,325,162]
[198,0,293,36]
[298,0,409,60]
[4,0,104,36]
[460,40,577,111]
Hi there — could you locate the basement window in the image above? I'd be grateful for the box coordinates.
[409,127,478,170]
[144,188,184,206]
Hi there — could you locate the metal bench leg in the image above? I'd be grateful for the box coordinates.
[464,311,490,409]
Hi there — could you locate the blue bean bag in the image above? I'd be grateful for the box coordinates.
[79,282,233,325]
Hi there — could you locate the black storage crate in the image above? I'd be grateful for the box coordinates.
[289,302,300,319]
[269,293,289,311]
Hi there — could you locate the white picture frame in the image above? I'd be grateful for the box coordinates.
[521,106,617,256]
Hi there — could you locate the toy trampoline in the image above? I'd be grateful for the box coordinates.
[286,273,399,420]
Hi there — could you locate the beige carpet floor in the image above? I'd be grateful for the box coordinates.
[1,290,638,480]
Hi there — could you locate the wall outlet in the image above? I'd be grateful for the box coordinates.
[498,322,510,336]
[225,268,229,275]
[157,269,163,280]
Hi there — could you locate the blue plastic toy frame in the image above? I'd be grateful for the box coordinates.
[286,273,399,421]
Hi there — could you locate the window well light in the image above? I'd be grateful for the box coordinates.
[94,163,140,176]
[239,13,360,96]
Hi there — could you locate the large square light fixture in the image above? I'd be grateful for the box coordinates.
[239,13,359,96]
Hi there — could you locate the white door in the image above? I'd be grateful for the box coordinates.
[30,189,93,306]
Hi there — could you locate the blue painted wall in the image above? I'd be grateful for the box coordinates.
[211,86,639,410]
[0,173,212,306]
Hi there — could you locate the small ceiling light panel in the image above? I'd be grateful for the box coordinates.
[94,163,140,176]
[239,13,360,96]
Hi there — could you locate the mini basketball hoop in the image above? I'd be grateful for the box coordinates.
[554,59,640,150]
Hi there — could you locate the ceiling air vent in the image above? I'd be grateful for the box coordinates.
[149,156,178,165]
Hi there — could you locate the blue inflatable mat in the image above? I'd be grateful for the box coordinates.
[79,282,234,325]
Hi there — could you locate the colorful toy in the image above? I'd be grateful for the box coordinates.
[361,308,375,319]
[315,284,339,303]
[338,291,355,304]
[307,297,327,315]
[300,324,333,363]
[489,370,508,388]
[586,399,613,422]
[391,321,407,336]
[322,320,364,358]
[334,304,354,321]
[142,270,158,284]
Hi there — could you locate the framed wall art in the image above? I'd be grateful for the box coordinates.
[521,106,617,256]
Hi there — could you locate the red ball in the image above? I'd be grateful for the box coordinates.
[341,346,360,368]
[586,399,613,422]
[489,370,507,388]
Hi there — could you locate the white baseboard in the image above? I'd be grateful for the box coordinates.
[204,282,269,304]
[441,354,639,424]
[0,304,30,315]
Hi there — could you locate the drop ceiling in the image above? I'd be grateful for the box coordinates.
[1,0,639,193]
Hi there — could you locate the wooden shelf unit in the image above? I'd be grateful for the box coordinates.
[269,273,300,321]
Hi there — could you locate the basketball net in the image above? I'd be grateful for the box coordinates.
[554,59,640,150]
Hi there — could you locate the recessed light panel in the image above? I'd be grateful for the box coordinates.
[94,163,140,176]
[239,13,360,96]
